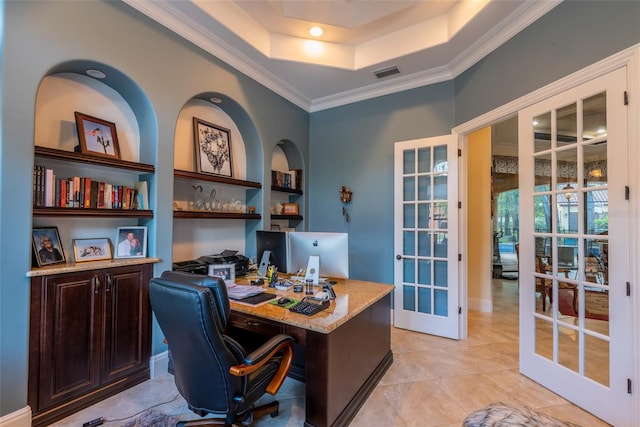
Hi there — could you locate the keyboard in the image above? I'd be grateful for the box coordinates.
[289,297,330,316]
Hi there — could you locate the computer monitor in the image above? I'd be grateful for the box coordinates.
[256,231,288,273]
[557,245,576,267]
[287,232,349,279]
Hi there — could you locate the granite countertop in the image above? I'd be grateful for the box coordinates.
[230,278,394,334]
[27,257,161,277]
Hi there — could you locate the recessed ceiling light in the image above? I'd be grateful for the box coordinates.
[86,69,106,79]
[210,97,222,104]
[309,26,324,37]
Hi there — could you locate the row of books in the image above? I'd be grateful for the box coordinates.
[33,165,149,210]
[271,169,302,190]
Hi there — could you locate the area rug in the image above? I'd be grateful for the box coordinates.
[557,289,609,321]
[463,402,582,426]
[122,409,179,427]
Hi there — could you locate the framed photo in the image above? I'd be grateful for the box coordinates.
[282,203,299,215]
[210,263,235,284]
[74,111,121,159]
[193,117,232,177]
[114,226,147,259]
[73,238,112,262]
[32,227,66,267]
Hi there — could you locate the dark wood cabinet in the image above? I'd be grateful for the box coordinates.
[29,263,152,427]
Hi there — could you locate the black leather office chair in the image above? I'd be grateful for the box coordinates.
[149,271,294,426]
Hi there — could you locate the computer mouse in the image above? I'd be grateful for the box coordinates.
[277,297,291,305]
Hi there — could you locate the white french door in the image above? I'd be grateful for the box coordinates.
[393,135,459,339]
[518,67,631,425]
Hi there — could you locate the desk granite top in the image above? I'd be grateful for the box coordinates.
[230,278,394,334]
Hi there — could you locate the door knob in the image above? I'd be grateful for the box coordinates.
[396,255,403,260]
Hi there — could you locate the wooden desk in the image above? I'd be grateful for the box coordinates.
[228,278,394,427]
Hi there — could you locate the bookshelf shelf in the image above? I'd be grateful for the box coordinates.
[174,169,261,189]
[271,185,303,195]
[271,214,303,221]
[33,207,153,218]
[35,146,155,173]
[173,211,261,220]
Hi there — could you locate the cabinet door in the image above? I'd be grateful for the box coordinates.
[101,264,151,384]
[39,271,102,409]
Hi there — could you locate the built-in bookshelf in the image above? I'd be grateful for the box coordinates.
[173,169,261,220]
[33,146,154,218]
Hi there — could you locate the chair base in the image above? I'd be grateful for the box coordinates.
[176,401,280,427]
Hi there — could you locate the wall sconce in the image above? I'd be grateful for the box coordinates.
[339,186,352,203]
[339,186,352,222]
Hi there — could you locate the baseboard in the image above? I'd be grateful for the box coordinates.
[0,406,31,427]
[468,297,493,313]
[150,350,169,378]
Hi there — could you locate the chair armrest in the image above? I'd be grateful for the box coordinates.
[229,334,294,395]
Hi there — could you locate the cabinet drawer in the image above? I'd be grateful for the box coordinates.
[229,312,284,336]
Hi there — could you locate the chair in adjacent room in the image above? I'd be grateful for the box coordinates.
[535,255,577,313]
[149,271,294,426]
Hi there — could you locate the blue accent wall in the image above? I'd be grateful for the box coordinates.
[309,82,455,282]
[1,0,639,418]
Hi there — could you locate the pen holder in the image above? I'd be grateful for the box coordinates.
[305,279,314,295]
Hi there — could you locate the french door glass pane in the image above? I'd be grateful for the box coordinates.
[418,259,431,285]
[403,258,415,283]
[418,175,430,200]
[434,260,447,286]
[535,317,553,361]
[403,177,415,201]
[434,289,448,316]
[418,232,431,257]
[534,195,552,233]
[583,141,607,188]
[403,285,415,311]
[534,153,552,191]
[403,204,415,228]
[403,149,415,174]
[534,112,552,152]
[418,147,431,173]
[403,231,415,256]
[583,93,606,141]
[417,287,431,313]
[417,203,430,228]
[556,103,577,148]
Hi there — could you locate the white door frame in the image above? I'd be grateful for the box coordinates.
[453,44,640,421]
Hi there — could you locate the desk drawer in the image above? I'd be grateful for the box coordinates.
[229,312,284,336]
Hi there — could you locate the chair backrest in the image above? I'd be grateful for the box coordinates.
[149,272,243,416]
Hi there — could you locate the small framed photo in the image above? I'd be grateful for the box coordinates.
[75,111,121,159]
[73,238,112,262]
[193,117,233,177]
[32,227,66,267]
[282,203,299,215]
[209,263,235,284]
[114,226,147,259]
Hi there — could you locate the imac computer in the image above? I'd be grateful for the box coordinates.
[287,232,349,282]
[256,231,288,273]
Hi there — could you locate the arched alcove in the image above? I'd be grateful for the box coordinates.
[172,93,264,262]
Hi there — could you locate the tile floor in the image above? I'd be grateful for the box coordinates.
[53,279,610,426]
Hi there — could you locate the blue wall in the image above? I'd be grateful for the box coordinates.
[0,0,308,416]
[308,0,640,285]
[1,0,639,419]
[309,82,455,282]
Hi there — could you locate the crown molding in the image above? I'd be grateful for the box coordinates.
[124,0,561,113]
[123,0,312,111]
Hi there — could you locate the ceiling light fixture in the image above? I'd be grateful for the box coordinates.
[309,26,324,37]
[86,69,106,79]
